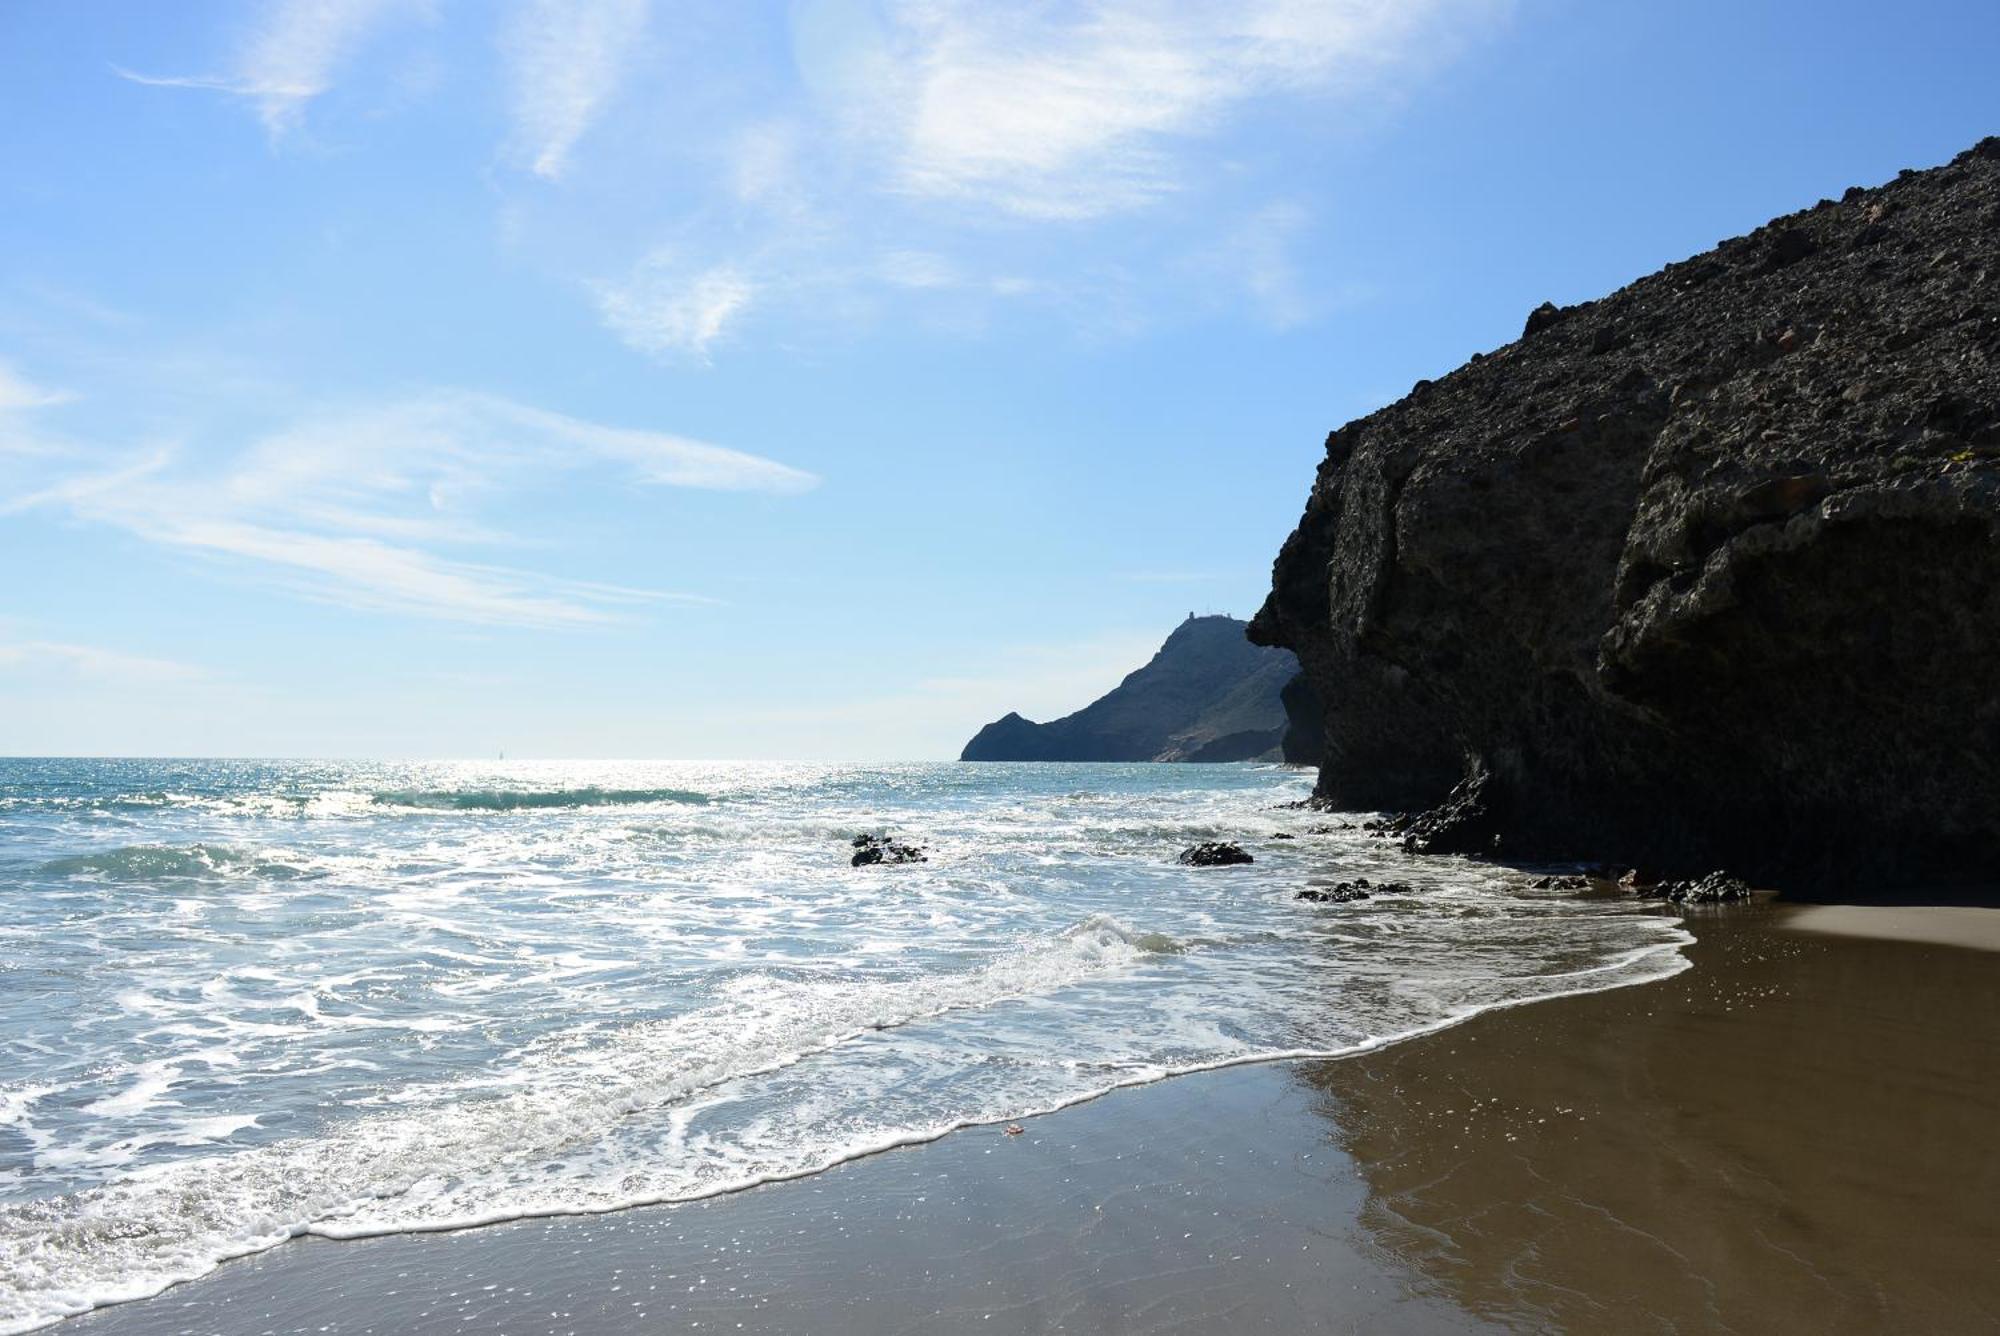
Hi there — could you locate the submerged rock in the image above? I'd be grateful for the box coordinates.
[1179,842,1254,867]
[1296,876,1413,903]
[1251,138,2000,891]
[851,834,927,867]
[1297,883,1368,903]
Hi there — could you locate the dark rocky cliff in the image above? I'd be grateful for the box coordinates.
[962,615,1304,762]
[1251,139,2000,893]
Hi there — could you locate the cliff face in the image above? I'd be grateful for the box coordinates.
[962,615,1303,762]
[1251,139,2000,892]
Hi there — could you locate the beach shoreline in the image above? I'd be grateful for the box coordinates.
[59,899,1999,1335]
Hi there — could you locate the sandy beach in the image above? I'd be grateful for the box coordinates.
[62,900,1998,1335]
[1305,900,2000,1332]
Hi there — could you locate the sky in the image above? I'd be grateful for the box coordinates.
[1,0,1995,759]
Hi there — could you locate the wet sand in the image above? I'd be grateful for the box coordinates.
[1304,902,2000,1332]
[70,905,1999,1335]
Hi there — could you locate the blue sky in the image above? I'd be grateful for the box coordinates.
[1,0,1994,758]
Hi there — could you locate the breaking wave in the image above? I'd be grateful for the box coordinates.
[35,844,315,883]
[367,786,712,812]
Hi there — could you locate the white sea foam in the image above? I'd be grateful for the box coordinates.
[0,759,1692,1334]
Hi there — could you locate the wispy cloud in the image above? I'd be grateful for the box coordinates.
[728,121,806,211]
[0,641,207,684]
[1203,200,1315,328]
[0,358,77,461]
[101,1,1495,360]
[854,0,1480,219]
[0,359,75,412]
[117,0,412,136]
[569,0,1498,357]
[17,392,816,627]
[875,250,960,290]
[503,0,650,179]
[594,256,757,362]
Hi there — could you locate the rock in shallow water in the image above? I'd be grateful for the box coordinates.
[1296,876,1414,903]
[1178,842,1254,867]
[851,833,927,867]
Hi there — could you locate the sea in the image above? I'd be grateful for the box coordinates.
[0,758,1691,1332]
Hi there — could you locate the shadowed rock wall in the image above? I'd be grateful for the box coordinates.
[1251,140,2000,892]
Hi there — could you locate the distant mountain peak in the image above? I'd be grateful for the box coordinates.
[960,616,1308,763]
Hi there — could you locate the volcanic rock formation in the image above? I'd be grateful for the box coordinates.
[1251,139,2000,893]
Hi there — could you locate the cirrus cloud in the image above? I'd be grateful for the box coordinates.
[116,0,418,137]
[11,391,817,628]
[502,0,651,179]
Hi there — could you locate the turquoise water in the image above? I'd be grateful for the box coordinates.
[0,759,1689,1332]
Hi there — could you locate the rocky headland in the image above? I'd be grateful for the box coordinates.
[1251,139,2000,895]
[962,614,1310,763]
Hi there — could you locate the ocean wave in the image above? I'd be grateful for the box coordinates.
[1,792,208,813]
[0,792,319,819]
[367,786,713,812]
[5,786,716,818]
[0,759,1690,1336]
[35,844,316,883]
[0,915,1156,1333]
[0,915,1691,1336]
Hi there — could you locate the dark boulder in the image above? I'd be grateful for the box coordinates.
[1523,301,1571,337]
[1658,872,1754,904]
[1179,842,1254,867]
[1297,882,1369,903]
[1297,876,1413,902]
[852,834,927,867]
